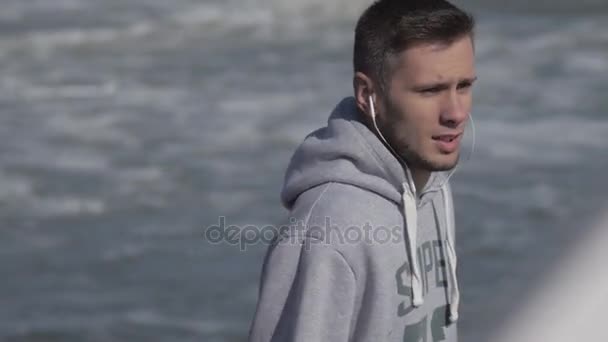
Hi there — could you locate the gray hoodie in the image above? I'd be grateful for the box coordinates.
[249,97,460,342]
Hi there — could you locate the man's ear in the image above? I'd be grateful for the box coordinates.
[353,72,375,119]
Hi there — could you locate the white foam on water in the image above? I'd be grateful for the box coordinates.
[51,153,110,172]
[204,189,261,215]
[475,17,608,114]
[208,89,320,150]
[124,309,238,335]
[24,28,124,47]
[217,90,316,118]
[101,243,150,262]
[30,196,106,217]
[11,231,68,250]
[113,167,173,208]
[112,85,187,110]
[118,167,165,183]
[476,117,608,159]
[114,0,356,46]
[18,82,117,100]
[0,0,361,53]
[172,0,369,31]
[564,51,608,73]
[172,3,272,30]
[457,181,561,211]
[46,111,137,148]
[0,172,33,200]
[0,18,154,53]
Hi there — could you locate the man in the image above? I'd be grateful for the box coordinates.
[249,0,476,341]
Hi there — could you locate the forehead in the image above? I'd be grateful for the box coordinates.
[390,36,476,82]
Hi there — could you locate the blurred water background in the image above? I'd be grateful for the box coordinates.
[0,0,606,341]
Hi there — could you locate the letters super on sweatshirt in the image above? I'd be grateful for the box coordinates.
[249,97,460,342]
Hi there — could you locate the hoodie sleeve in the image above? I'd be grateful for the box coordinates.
[248,235,357,342]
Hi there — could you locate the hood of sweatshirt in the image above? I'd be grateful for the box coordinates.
[282,96,450,208]
[280,96,460,322]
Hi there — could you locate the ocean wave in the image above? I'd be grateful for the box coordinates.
[0,172,33,200]
[124,309,235,335]
[44,111,138,149]
[171,0,369,29]
[1,0,369,51]
[31,196,106,217]
[101,243,150,262]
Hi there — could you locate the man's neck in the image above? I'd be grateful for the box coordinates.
[410,168,431,197]
[358,108,431,196]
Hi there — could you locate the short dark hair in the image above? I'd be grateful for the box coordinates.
[354,0,475,92]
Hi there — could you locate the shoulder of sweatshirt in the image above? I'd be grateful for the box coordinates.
[282,182,405,276]
[291,181,403,230]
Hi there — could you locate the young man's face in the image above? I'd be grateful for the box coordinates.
[378,35,476,172]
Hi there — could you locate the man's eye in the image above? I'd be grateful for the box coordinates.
[457,82,472,90]
[421,87,441,94]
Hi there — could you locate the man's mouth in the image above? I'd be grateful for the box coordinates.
[432,133,462,153]
[433,135,459,142]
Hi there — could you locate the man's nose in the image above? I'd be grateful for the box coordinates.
[440,92,468,128]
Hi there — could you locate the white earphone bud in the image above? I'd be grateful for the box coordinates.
[369,93,402,164]
[369,95,376,119]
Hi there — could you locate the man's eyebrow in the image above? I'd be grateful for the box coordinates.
[412,82,449,90]
[461,76,478,83]
[411,76,478,91]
